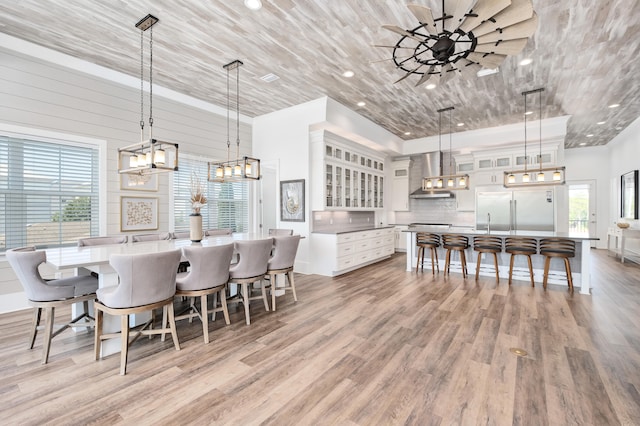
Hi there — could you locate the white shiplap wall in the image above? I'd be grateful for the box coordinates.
[0,46,251,310]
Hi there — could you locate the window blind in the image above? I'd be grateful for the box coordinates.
[0,136,99,251]
[173,157,248,233]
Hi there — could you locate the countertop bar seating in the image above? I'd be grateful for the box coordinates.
[404,226,598,294]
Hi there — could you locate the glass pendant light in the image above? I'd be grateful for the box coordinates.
[553,169,562,181]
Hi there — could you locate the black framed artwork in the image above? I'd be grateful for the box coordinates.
[280,179,305,222]
[621,170,639,220]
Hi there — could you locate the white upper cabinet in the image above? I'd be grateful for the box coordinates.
[311,131,386,211]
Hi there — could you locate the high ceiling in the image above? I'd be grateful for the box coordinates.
[1,0,639,149]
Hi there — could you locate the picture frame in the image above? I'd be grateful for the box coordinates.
[120,173,158,191]
[280,179,305,222]
[621,170,639,220]
[120,196,158,231]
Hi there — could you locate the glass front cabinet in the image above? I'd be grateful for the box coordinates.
[314,133,386,211]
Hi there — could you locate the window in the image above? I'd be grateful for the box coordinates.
[0,136,99,251]
[173,156,249,232]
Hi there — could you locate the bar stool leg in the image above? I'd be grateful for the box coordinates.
[543,256,551,289]
[508,254,515,285]
[493,252,500,283]
[416,246,423,271]
[430,247,436,274]
[475,252,482,281]
[434,248,439,273]
[460,250,467,278]
[564,258,574,291]
[526,255,535,287]
[445,250,451,274]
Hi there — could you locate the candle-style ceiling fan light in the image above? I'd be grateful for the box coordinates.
[504,87,566,187]
[118,14,179,175]
[208,60,261,183]
[422,106,470,191]
[377,0,538,86]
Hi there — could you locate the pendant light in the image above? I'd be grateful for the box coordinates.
[504,87,565,187]
[118,14,178,175]
[208,60,261,182]
[422,106,470,191]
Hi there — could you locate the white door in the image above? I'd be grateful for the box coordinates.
[568,180,597,247]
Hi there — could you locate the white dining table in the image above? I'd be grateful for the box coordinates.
[45,233,274,356]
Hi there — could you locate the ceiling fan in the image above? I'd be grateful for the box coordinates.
[378,0,538,86]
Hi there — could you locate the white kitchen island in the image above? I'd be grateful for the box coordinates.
[404,226,598,295]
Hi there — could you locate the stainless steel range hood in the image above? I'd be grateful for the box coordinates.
[409,152,454,199]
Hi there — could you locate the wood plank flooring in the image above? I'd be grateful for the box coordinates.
[1,249,640,425]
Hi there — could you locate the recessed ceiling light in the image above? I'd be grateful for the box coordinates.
[457,122,464,127]
[404,131,411,136]
[586,134,594,137]
[357,101,366,107]
[477,68,499,77]
[259,73,279,83]
[608,103,620,108]
[343,70,355,78]
[597,121,606,125]
[579,142,587,146]
[519,58,533,66]
[244,0,262,10]
[425,83,436,90]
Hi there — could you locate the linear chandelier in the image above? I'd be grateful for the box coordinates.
[504,87,565,187]
[422,106,469,191]
[208,60,260,182]
[118,14,178,175]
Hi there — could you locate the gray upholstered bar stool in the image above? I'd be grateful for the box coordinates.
[171,231,191,239]
[174,243,235,344]
[540,238,576,290]
[442,234,470,278]
[78,235,128,246]
[269,228,294,236]
[228,239,274,325]
[205,228,233,236]
[473,235,503,282]
[415,233,440,274]
[131,232,171,242]
[94,249,182,375]
[266,235,301,311]
[505,237,537,286]
[6,247,98,364]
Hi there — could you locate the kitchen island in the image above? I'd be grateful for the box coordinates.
[404,226,598,295]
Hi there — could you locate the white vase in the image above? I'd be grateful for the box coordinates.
[190,213,203,242]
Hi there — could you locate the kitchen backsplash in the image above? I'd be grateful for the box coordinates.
[394,198,475,226]
[312,210,376,232]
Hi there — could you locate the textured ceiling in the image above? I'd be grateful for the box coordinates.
[1,0,639,149]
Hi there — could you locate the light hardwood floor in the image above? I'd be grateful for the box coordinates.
[1,249,639,425]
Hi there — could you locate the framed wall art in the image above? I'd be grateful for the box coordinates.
[120,173,158,191]
[121,196,158,231]
[621,170,639,220]
[280,179,305,222]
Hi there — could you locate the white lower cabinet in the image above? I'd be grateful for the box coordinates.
[312,228,395,276]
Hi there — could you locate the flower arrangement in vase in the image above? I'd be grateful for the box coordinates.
[190,172,207,214]
[189,172,207,242]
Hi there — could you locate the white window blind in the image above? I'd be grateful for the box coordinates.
[173,157,248,232]
[0,136,99,251]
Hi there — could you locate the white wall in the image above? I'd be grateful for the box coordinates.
[0,41,250,311]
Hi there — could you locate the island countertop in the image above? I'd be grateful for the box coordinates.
[312,225,395,235]
[404,225,599,241]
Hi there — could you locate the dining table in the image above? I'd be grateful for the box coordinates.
[45,233,275,356]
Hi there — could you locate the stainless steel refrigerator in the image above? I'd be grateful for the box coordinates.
[476,189,555,232]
